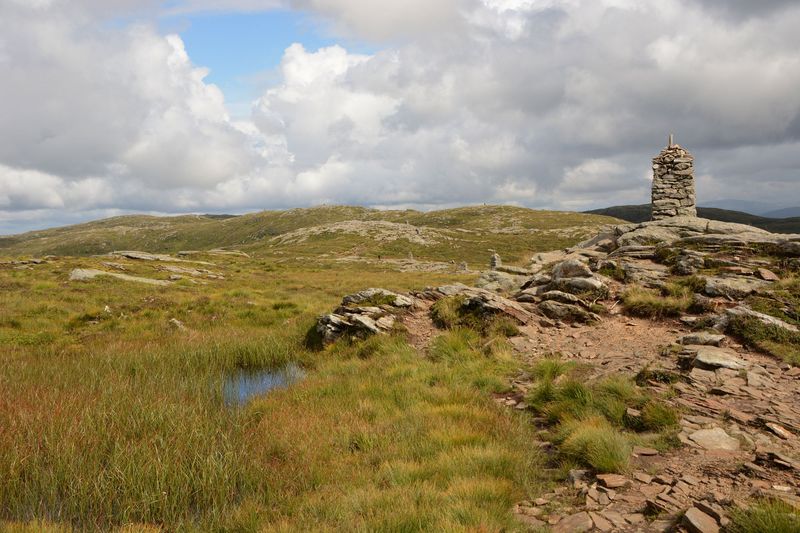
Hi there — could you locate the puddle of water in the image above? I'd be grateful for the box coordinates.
[223,363,304,406]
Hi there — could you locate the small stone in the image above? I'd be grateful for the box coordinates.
[634,472,653,484]
[625,513,645,524]
[633,446,659,456]
[552,511,593,533]
[757,268,780,281]
[596,474,629,489]
[766,423,792,440]
[682,506,720,533]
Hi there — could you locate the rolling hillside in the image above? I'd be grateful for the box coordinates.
[0,205,622,266]
[586,204,800,234]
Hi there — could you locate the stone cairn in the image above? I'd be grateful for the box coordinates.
[651,134,697,220]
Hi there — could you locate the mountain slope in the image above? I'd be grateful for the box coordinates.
[0,205,622,266]
[586,204,800,234]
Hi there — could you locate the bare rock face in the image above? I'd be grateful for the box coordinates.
[652,139,697,220]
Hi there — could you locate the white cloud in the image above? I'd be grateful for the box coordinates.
[2,0,800,233]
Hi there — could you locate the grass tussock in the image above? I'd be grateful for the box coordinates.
[622,276,708,319]
[525,359,680,473]
[729,499,800,533]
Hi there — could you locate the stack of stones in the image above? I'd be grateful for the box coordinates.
[652,136,697,220]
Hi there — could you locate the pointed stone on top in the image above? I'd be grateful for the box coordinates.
[669,133,674,147]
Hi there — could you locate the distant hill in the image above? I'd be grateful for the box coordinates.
[763,207,800,219]
[0,205,622,265]
[586,204,800,234]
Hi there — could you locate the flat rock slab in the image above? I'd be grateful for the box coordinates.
[552,511,593,533]
[688,346,749,370]
[69,269,171,287]
[704,276,769,300]
[688,427,740,451]
[682,506,720,533]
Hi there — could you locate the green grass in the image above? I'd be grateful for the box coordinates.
[726,315,800,366]
[0,254,547,530]
[0,205,619,265]
[729,499,800,533]
[622,287,690,319]
[525,363,680,473]
[430,296,520,337]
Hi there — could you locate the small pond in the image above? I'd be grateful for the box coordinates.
[223,363,304,406]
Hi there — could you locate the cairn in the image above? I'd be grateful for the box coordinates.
[652,134,697,220]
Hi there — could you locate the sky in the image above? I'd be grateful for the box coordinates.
[1,0,800,234]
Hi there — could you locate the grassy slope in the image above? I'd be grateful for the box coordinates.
[0,251,552,530]
[586,204,800,233]
[0,205,620,265]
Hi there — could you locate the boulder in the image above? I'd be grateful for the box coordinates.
[538,301,600,324]
[475,270,528,293]
[688,346,749,370]
[553,277,606,294]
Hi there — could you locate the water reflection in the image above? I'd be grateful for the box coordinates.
[223,364,304,406]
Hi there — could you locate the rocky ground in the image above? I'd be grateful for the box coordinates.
[317,216,800,532]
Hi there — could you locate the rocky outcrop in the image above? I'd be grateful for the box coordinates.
[316,288,414,344]
[69,268,172,286]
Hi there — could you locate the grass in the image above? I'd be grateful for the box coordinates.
[525,360,680,473]
[729,499,800,533]
[621,276,708,319]
[0,205,619,265]
[726,315,800,366]
[0,252,549,530]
